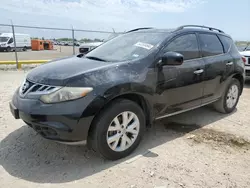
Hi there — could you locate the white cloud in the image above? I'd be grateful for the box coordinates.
[0,0,204,32]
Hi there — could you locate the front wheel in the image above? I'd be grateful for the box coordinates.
[6,46,11,52]
[213,78,241,113]
[88,99,145,160]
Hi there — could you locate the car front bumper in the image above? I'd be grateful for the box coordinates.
[10,89,95,144]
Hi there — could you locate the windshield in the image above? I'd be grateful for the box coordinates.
[85,32,167,62]
[0,37,9,42]
[105,33,120,41]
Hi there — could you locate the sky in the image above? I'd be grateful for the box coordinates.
[0,0,249,41]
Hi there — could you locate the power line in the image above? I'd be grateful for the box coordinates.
[0,23,123,34]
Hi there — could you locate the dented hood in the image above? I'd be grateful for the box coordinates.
[26,56,116,86]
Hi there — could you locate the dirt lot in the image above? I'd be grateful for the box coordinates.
[0,71,250,188]
[0,46,78,61]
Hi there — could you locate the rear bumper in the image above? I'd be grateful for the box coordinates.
[245,66,250,78]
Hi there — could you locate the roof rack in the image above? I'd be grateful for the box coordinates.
[126,27,154,33]
[176,25,225,33]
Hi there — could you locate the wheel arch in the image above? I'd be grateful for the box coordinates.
[232,73,244,95]
[86,92,153,142]
[109,93,153,127]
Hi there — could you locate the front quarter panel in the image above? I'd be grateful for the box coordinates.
[77,57,157,119]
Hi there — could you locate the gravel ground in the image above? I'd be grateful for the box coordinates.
[0,70,250,188]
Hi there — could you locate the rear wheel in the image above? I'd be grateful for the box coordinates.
[88,99,145,160]
[23,46,27,51]
[213,78,241,113]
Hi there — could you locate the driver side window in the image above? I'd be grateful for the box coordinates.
[8,38,13,44]
[163,34,199,61]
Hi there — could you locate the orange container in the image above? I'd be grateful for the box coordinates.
[31,39,44,51]
[43,40,53,50]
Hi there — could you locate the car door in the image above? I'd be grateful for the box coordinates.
[154,33,205,118]
[197,33,235,104]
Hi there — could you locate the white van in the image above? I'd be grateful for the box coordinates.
[0,33,31,52]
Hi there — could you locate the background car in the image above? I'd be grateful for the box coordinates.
[79,33,120,54]
[239,44,250,78]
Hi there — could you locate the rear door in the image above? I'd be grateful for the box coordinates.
[198,33,235,104]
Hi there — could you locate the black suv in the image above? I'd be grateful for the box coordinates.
[10,25,245,160]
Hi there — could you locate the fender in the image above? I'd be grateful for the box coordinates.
[81,83,155,125]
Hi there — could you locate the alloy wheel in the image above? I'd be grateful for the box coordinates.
[106,111,140,152]
[226,84,239,109]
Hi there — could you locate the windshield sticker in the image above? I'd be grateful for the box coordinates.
[134,42,154,50]
[132,54,139,57]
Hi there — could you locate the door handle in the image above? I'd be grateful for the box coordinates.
[194,69,204,74]
[226,62,233,66]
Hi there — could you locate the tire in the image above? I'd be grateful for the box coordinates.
[88,99,145,160]
[6,46,11,52]
[23,46,27,51]
[213,78,241,114]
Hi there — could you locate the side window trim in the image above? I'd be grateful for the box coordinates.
[217,34,232,54]
[216,34,227,54]
[195,32,203,59]
[161,32,201,62]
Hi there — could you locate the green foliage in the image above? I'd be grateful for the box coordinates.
[57,38,72,41]
[235,41,250,47]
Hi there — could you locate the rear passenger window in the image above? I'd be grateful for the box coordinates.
[164,34,199,61]
[199,34,223,57]
[218,35,232,53]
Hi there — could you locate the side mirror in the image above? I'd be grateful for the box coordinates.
[160,51,184,66]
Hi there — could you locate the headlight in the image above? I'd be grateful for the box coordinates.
[40,87,93,103]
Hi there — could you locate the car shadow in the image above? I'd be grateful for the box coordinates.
[0,105,237,184]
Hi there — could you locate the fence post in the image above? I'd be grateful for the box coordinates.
[11,20,19,69]
[72,26,75,55]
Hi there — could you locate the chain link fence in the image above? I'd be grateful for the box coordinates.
[0,23,121,69]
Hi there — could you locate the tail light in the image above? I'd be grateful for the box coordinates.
[242,56,246,64]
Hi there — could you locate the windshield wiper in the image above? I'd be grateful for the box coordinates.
[85,56,107,62]
[243,43,250,51]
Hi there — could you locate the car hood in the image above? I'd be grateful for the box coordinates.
[240,51,250,56]
[26,56,148,87]
[26,56,117,86]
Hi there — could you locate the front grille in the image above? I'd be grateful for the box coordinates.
[26,121,58,137]
[248,57,250,65]
[20,79,56,96]
[33,125,58,137]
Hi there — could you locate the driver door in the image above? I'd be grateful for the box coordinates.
[154,33,205,117]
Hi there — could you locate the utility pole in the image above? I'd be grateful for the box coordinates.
[11,20,19,69]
